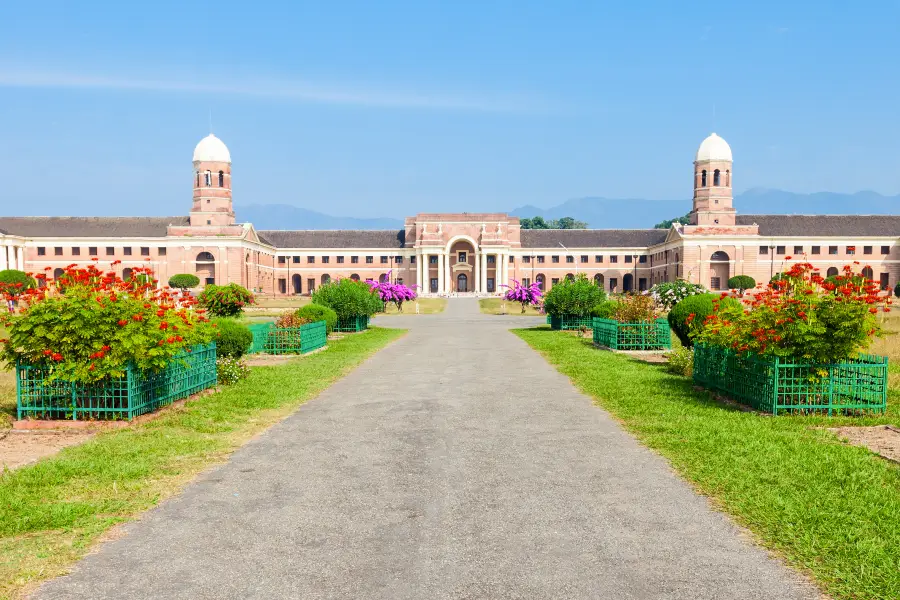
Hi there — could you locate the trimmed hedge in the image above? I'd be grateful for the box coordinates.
[591,300,619,319]
[727,275,756,292]
[169,273,200,289]
[543,274,607,317]
[668,293,740,348]
[296,304,338,334]
[212,318,253,358]
[312,279,381,321]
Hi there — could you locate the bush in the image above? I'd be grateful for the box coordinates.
[216,356,250,385]
[895,282,900,299]
[665,346,694,377]
[591,300,619,319]
[274,310,310,328]
[312,278,381,321]
[169,273,200,289]
[198,283,254,317]
[727,275,756,292]
[612,294,658,323]
[211,318,253,358]
[0,269,36,296]
[543,274,607,317]
[649,280,706,310]
[668,293,740,348]
[295,304,338,334]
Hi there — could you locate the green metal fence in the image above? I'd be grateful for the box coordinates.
[247,322,273,354]
[549,315,594,330]
[16,343,217,421]
[693,343,888,415]
[248,321,328,355]
[334,315,369,332]
[593,318,671,350]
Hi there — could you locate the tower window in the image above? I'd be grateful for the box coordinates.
[218,171,224,187]
[701,170,707,187]
[725,170,731,186]
[196,171,200,187]
[713,169,721,186]
[205,171,211,187]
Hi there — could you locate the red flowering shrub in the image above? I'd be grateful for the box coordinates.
[697,263,888,363]
[197,283,255,317]
[0,264,214,383]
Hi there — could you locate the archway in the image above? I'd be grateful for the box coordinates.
[53,268,64,280]
[593,273,604,287]
[535,273,546,290]
[826,267,839,277]
[862,266,874,280]
[350,273,360,281]
[709,251,730,290]
[321,274,331,285]
[195,251,215,285]
[122,267,133,281]
[623,273,634,292]
[379,273,388,283]
[449,239,476,292]
[291,274,302,294]
[565,273,575,281]
[457,273,468,292]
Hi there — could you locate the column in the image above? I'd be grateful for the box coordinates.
[416,253,423,292]
[16,246,24,271]
[0,245,7,271]
[7,246,15,271]
[437,253,444,293]
[500,252,508,290]
[444,253,451,293]
[473,251,480,293]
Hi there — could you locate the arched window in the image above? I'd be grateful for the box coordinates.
[195,171,200,187]
[122,268,133,281]
[565,273,575,281]
[53,268,64,280]
[710,251,730,261]
[291,274,302,294]
[862,266,874,280]
[321,274,331,285]
[196,251,215,262]
[713,169,721,186]
[593,274,604,286]
[379,273,387,283]
[826,267,839,277]
[204,171,211,187]
[218,171,224,187]
[701,170,707,187]
[725,169,731,186]
[350,273,360,281]
[535,274,546,289]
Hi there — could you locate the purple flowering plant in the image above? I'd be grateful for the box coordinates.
[502,279,543,313]
[367,270,418,312]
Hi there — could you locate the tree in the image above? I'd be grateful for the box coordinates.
[549,216,588,229]
[0,270,36,296]
[520,216,550,230]
[654,213,691,229]
[168,273,200,289]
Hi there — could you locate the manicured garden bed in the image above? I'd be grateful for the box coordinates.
[549,315,593,330]
[334,315,370,332]
[246,321,328,355]
[593,317,671,350]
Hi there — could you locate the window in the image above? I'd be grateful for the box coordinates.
[726,169,730,186]
[776,246,785,255]
[847,246,856,255]
[701,170,707,186]
[141,247,150,256]
[322,256,330,264]
[566,255,574,263]
[509,255,514,263]
[829,246,838,255]
[713,169,721,186]
[105,247,114,256]
[123,247,132,256]
[759,246,768,255]
[427,256,435,265]
[537,256,545,264]
[307,256,315,264]
[523,256,531,263]
[54,247,63,256]
[794,246,803,254]
[337,256,344,264]
[410,256,416,264]
[458,252,467,262]
[882,246,891,255]
[710,277,721,290]
[595,255,603,263]
[218,171,224,187]
[71,247,80,256]
[292,256,300,264]
[88,247,97,256]
[204,171,211,187]
[881,273,890,291]
[158,247,166,256]
[37,247,46,256]
[487,255,496,264]
[380,256,388,264]
[522,278,530,287]
[278,256,286,264]
[206,220,211,225]
[625,255,633,263]
[863,246,873,255]
[351,256,359,264]
[811,246,820,255]
[395,256,403,264]
[610,255,618,263]
[580,255,588,263]
[610,277,618,290]
[551,278,560,285]
[639,255,647,264]
[551,255,560,263]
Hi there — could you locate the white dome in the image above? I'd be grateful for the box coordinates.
[695,132,732,162]
[192,134,231,163]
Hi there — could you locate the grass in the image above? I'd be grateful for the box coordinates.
[479,298,543,316]
[515,327,900,600]
[0,327,404,599]
[250,296,312,310]
[378,298,446,315]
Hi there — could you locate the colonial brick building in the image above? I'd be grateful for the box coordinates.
[1,133,898,295]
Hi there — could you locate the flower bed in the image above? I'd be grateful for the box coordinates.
[247,321,328,355]
[693,343,887,415]
[334,315,369,332]
[549,315,594,330]
[17,343,217,421]
[593,318,671,350]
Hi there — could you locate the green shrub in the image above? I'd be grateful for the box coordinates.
[727,275,756,292]
[665,346,694,377]
[295,304,338,333]
[198,283,254,317]
[649,280,706,310]
[216,356,250,385]
[591,300,619,319]
[543,274,607,317]
[895,282,900,298]
[312,279,381,321]
[612,294,659,323]
[0,269,36,296]
[168,273,200,289]
[668,293,740,348]
[211,318,253,358]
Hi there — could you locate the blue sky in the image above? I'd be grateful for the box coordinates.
[1,1,898,219]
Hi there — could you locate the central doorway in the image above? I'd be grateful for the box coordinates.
[457,273,468,292]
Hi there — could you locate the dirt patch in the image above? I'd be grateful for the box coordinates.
[244,354,297,366]
[0,429,96,471]
[628,352,669,364]
[829,425,900,463]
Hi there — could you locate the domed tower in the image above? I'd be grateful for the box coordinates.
[690,133,734,226]
[190,134,235,226]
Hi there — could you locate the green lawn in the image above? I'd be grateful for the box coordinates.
[479,298,543,316]
[515,327,900,600]
[0,327,404,599]
[378,297,446,315]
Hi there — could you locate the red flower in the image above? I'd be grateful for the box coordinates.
[89,363,96,370]
[158,340,165,346]
[117,319,128,326]
[101,345,111,351]
[156,309,165,317]
[132,314,143,321]
[159,322,168,330]
[167,336,175,343]
[43,349,53,356]
[51,352,63,361]
[785,256,792,260]
[175,335,183,342]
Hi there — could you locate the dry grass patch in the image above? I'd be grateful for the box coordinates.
[479,298,542,316]
[378,298,446,315]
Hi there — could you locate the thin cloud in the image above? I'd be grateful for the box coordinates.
[0,67,540,113]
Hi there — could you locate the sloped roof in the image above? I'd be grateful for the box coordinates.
[0,216,190,238]
[736,215,900,237]
[258,229,407,249]
[520,229,668,248]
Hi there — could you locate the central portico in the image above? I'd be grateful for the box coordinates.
[410,213,519,294]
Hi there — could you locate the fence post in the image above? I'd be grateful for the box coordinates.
[771,356,779,416]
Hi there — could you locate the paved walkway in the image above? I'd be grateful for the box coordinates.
[36,299,818,600]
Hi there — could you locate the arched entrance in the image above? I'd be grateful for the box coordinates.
[862,266,874,280]
[196,251,215,285]
[449,239,476,292]
[321,274,331,285]
[709,251,730,290]
[291,274,302,294]
[623,273,634,292]
[350,273,360,281]
[53,268,64,280]
[535,273,546,290]
[593,273,604,287]
[457,273,468,292]
[826,267,839,277]
[122,267,133,281]
[565,273,575,281]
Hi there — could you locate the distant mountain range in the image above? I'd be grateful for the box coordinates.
[236,189,900,231]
